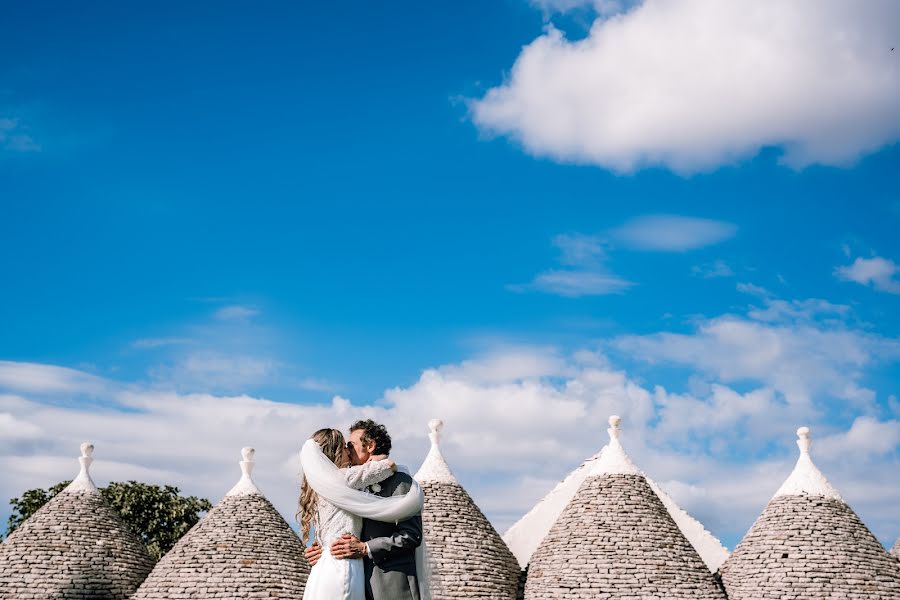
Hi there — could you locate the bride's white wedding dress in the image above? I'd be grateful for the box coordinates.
[302,459,395,600]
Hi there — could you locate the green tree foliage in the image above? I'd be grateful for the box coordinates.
[5,480,212,562]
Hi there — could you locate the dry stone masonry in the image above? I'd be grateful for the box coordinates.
[524,416,727,600]
[415,419,521,600]
[720,427,900,599]
[893,539,900,560]
[0,443,155,600]
[131,447,310,599]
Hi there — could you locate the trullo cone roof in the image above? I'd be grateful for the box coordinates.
[414,419,521,599]
[720,427,900,599]
[893,539,900,560]
[132,447,310,599]
[524,416,727,600]
[0,442,155,599]
[503,439,729,572]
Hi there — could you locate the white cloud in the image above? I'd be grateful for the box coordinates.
[835,256,900,294]
[521,269,633,297]
[691,260,734,279]
[531,0,637,15]
[214,305,260,321]
[149,352,280,392]
[131,337,193,349]
[509,233,632,297]
[735,282,769,298]
[615,315,897,407]
[816,416,900,461]
[512,216,735,297]
[745,297,851,324]
[612,215,736,251]
[471,0,900,174]
[296,377,339,393]
[0,117,40,154]
[0,361,107,395]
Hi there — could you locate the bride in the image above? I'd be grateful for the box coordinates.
[297,428,430,600]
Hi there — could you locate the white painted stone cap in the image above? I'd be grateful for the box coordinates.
[63,442,100,493]
[588,415,640,476]
[414,418,458,484]
[225,447,263,497]
[773,426,842,501]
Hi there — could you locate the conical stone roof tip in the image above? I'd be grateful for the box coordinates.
[414,419,458,484]
[416,419,521,599]
[720,426,900,599]
[773,426,841,500]
[62,442,99,493]
[587,415,639,476]
[225,446,263,496]
[524,415,727,599]
[133,446,310,599]
[0,442,155,599]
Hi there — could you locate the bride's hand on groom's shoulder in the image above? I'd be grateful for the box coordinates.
[304,542,322,566]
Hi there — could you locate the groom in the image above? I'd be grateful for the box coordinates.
[305,419,423,600]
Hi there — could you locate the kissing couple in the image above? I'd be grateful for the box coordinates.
[297,419,432,600]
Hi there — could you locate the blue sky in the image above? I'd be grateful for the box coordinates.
[2,1,899,550]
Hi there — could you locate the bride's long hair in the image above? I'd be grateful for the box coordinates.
[297,428,349,545]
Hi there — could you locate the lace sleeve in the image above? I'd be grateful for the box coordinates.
[345,460,394,490]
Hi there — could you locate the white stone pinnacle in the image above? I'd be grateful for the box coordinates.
[64,441,100,493]
[588,415,640,476]
[773,426,842,501]
[225,446,263,497]
[414,418,458,484]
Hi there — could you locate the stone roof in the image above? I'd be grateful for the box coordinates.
[414,419,521,600]
[0,442,155,599]
[503,442,729,573]
[132,447,310,599]
[893,539,900,560]
[524,416,726,599]
[720,427,900,599]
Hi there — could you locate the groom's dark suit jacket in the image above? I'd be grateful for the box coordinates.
[361,470,422,600]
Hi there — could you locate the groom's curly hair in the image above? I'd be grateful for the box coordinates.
[350,419,392,455]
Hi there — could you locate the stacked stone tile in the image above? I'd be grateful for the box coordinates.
[414,419,521,600]
[0,442,155,599]
[893,539,900,560]
[132,447,310,599]
[524,416,727,600]
[720,427,900,599]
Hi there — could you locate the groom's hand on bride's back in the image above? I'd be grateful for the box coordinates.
[330,533,368,560]
[304,542,322,566]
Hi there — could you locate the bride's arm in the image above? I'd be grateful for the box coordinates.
[345,458,396,490]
